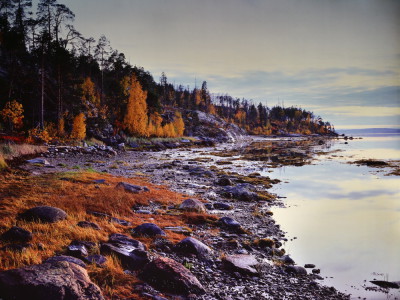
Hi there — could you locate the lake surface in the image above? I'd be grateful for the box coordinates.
[269,131,400,299]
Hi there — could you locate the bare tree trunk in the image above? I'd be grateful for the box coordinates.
[41,50,45,130]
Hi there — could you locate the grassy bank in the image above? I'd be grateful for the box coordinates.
[0,143,47,170]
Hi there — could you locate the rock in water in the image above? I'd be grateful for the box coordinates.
[0,226,33,243]
[370,280,400,289]
[116,182,150,193]
[140,257,205,295]
[174,237,213,258]
[223,254,259,275]
[0,261,104,300]
[19,206,67,223]
[131,223,166,237]
[179,198,207,213]
[285,265,308,276]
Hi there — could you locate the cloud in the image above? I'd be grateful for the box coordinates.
[317,106,400,117]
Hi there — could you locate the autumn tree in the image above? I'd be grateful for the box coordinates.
[80,77,99,117]
[149,112,163,137]
[70,112,86,140]
[0,100,24,131]
[123,75,148,137]
[173,111,185,137]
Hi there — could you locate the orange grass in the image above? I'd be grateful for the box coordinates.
[0,170,217,299]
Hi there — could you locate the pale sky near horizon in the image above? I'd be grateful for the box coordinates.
[62,0,399,129]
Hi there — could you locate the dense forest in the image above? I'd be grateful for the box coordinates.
[0,0,335,143]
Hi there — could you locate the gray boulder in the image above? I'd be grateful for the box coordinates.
[140,257,205,295]
[223,254,259,275]
[0,260,104,300]
[174,237,213,258]
[218,217,242,232]
[285,265,308,276]
[131,223,166,237]
[223,185,258,201]
[19,206,67,223]
[44,255,87,269]
[179,199,206,213]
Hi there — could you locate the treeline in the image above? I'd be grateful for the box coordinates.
[0,0,334,141]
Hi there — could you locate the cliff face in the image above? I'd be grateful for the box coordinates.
[183,110,247,143]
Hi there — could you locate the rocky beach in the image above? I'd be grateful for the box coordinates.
[0,135,355,300]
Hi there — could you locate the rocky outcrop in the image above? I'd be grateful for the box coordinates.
[0,260,104,300]
[140,257,205,296]
[19,206,67,223]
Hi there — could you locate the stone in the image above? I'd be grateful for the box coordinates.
[280,255,295,265]
[19,206,67,223]
[370,280,400,289]
[67,243,88,259]
[164,226,192,235]
[77,221,101,230]
[218,217,242,232]
[140,257,205,296]
[116,182,150,194]
[213,202,233,210]
[131,223,166,237]
[217,177,233,186]
[84,255,107,267]
[0,260,104,300]
[174,237,213,258]
[304,264,316,269]
[222,254,259,276]
[25,158,50,165]
[110,217,131,226]
[223,186,258,202]
[312,268,320,274]
[285,265,308,276]
[179,198,206,213]
[44,256,87,269]
[100,243,149,271]
[1,226,33,243]
[108,233,147,251]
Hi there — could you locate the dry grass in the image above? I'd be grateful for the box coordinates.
[0,170,215,299]
[0,155,7,170]
[0,143,47,160]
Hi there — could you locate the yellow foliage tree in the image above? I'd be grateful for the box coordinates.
[58,117,65,136]
[149,112,164,137]
[162,122,176,138]
[81,77,99,117]
[71,113,86,140]
[123,75,148,137]
[0,100,24,131]
[173,112,185,137]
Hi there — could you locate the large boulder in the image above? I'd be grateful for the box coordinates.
[1,226,33,243]
[116,182,150,194]
[140,257,205,296]
[0,261,104,300]
[19,206,67,223]
[131,223,166,237]
[223,185,258,202]
[179,199,206,213]
[223,254,259,276]
[174,237,213,258]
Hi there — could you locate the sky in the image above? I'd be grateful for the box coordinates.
[62,0,399,129]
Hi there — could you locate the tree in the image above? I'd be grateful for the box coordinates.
[173,111,185,136]
[80,77,99,117]
[123,74,148,136]
[70,112,86,140]
[0,99,24,131]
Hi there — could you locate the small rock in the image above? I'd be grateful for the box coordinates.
[179,199,206,213]
[135,209,152,214]
[304,264,316,269]
[25,158,50,165]
[131,223,166,237]
[140,257,205,296]
[1,226,33,243]
[312,268,320,274]
[218,217,242,232]
[67,243,88,258]
[84,255,107,266]
[213,202,233,210]
[217,177,233,186]
[19,206,67,223]
[77,221,101,230]
[280,255,295,265]
[108,233,147,250]
[116,182,150,194]
[285,265,307,276]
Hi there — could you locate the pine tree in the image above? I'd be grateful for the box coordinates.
[123,75,148,137]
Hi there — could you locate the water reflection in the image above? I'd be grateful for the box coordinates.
[267,136,400,299]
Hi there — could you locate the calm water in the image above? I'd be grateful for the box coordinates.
[269,131,400,299]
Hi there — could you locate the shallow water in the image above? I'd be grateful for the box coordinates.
[269,134,400,299]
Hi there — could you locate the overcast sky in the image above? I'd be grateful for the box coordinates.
[63,0,399,129]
